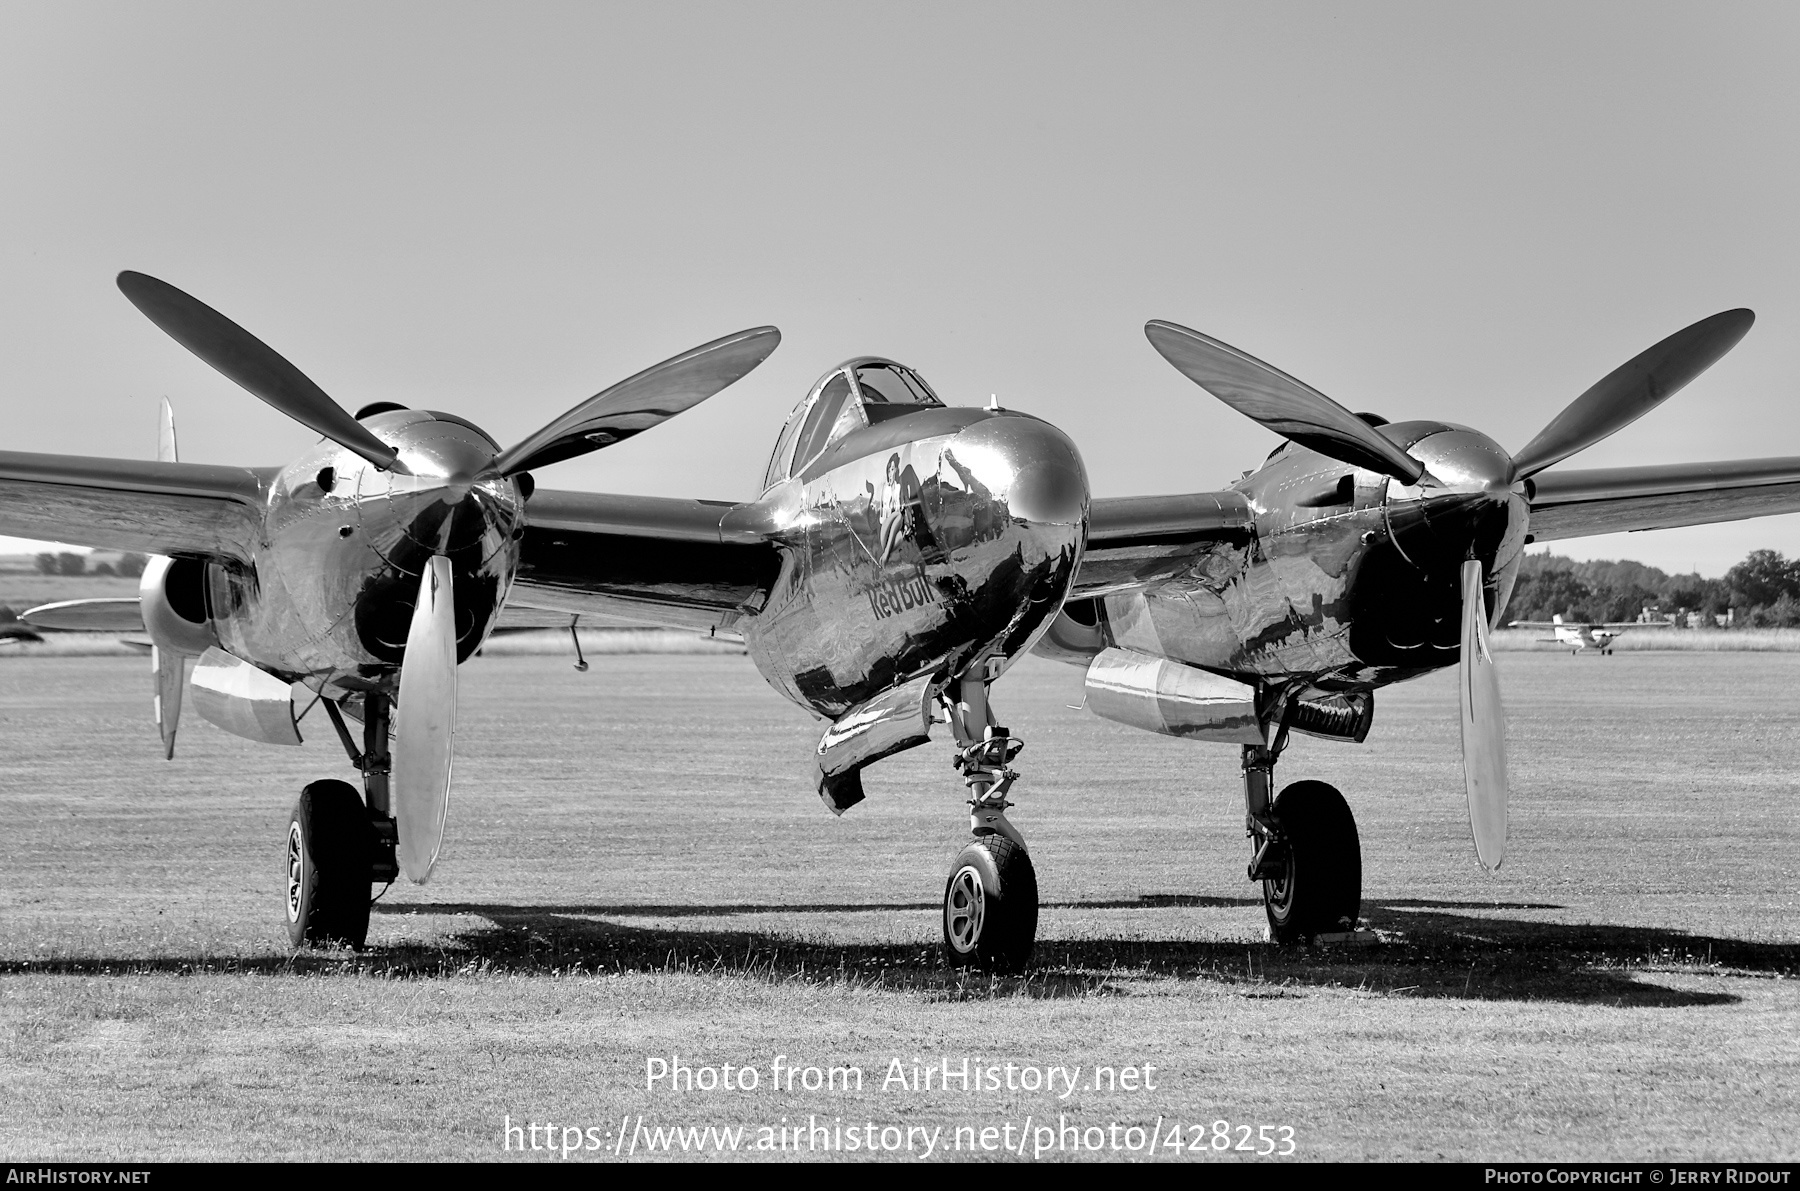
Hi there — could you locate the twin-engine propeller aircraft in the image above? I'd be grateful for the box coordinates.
[7,274,1799,971]
[1508,613,1670,655]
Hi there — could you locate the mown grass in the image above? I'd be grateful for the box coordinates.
[1,653,1796,1161]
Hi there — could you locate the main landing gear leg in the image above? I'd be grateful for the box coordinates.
[1243,735,1362,945]
[284,694,399,949]
[940,664,1037,972]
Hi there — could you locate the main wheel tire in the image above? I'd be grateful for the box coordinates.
[1262,779,1361,945]
[286,779,375,949]
[942,833,1038,972]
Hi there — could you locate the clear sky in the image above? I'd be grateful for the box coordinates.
[1,1,1795,576]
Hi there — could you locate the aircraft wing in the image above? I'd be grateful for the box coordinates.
[1528,457,1800,541]
[0,450,269,561]
[1071,491,1253,597]
[507,488,781,633]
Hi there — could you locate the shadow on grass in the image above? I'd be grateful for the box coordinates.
[3,895,1791,1006]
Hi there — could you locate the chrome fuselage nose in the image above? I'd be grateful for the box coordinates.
[744,406,1088,720]
[946,411,1090,529]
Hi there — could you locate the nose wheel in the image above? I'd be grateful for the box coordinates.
[939,667,1039,971]
[942,832,1038,971]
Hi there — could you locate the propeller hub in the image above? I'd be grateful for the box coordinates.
[358,408,498,486]
[1348,424,1530,673]
[310,413,523,666]
[1387,425,1516,499]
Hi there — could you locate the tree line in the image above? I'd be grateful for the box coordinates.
[33,552,147,578]
[1507,549,1800,627]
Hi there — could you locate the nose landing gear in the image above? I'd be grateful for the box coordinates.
[940,669,1037,971]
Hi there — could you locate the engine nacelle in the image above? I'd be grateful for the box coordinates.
[139,555,217,656]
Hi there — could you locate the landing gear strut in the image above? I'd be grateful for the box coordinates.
[1242,738,1361,944]
[940,666,1037,971]
[284,692,400,948]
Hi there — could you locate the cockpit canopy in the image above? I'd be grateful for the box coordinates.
[763,357,944,489]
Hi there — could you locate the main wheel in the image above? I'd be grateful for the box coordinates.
[942,833,1038,971]
[1261,780,1361,945]
[286,779,375,949]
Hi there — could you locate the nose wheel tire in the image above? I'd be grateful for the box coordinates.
[942,833,1038,972]
[1261,780,1361,945]
[286,779,375,949]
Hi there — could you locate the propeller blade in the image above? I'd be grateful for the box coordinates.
[153,646,185,761]
[116,271,405,474]
[153,401,182,758]
[1511,309,1755,478]
[393,556,458,882]
[1145,319,1426,484]
[1459,559,1508,871]
[488,325,781,476]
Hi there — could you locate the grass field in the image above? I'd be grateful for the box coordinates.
[1,651,1796,1162]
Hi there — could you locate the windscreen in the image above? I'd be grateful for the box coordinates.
[790,374,854,475]
[853,363,940,406]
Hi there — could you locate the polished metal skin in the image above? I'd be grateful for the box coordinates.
[1083,423,1525,693]
[206,409,524,698]
[1527,456,1800,539]
[736,360,1088,722]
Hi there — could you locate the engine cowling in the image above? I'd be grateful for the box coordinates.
[139,555,217,656]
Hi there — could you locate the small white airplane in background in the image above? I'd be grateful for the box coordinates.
[1507,613,1672,655]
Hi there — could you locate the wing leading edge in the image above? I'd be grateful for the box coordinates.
[1527,457,1800,542]
[507,488,782,633]
[1070,455,1800,596]
[1071,491,1254,597]
[0,451,270,560]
